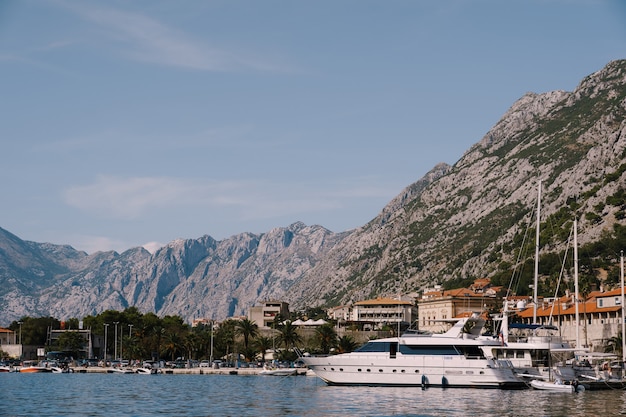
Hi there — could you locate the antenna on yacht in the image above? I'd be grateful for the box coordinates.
[397,282,401,337]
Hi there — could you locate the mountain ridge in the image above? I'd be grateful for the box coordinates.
[1,59,625,324]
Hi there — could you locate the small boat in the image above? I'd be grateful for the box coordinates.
[19,361,54,373]
[0,363,13,373]
[530,379,583,392]
[107,367,135,374]
[135,367,158,375]
[259,365,297,376]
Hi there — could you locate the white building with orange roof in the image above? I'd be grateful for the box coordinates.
[350,297,417,331]
[515,287,625,350]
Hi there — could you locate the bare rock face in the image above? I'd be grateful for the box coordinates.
[1,60,625,323]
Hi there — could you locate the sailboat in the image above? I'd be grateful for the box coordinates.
[486,181,580,389]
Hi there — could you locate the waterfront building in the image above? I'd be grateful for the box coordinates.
[248,300,290,329]
[350,297,417,331]
[515,287,625,350]
[417,279,502,332]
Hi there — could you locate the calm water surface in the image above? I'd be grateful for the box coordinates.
[1,373,626,417]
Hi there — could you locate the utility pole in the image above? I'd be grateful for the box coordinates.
[104,323,109,365]
[113,322,119,361]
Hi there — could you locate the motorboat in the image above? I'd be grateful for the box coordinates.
[530,378,583,392]
[107,367,135,374]
[19,361,56,373]
[259,364,297,376]
[299,314,525,388]
[0,362,13,372]
[135,367,158,375]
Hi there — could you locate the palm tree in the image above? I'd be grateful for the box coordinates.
[162,331,183,361]
[337,335,359,353]
[315,324,338,354]
[235,318,259,356]
[605,332,623,357]
[214,320,236,363]
[278,321,302,350]
[254,336,274,364]
[184,332,201,360]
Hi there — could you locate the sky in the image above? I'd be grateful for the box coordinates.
[1,1,625,254]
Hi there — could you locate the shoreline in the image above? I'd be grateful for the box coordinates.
[69,367,307,375]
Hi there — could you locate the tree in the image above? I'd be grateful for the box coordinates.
[214,320,237,362]
[55,331,86,359]
[278,321,302,350]
[234,318,259,358]
[315,324,338,354]
[10,316,59,346]
[254,336,274,363]
[161,331,183,361]
[336,335,359,353]
[604,332,623,358]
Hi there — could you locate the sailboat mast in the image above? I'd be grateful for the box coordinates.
[619,251,626,362]
[533,180,541,324]
[574,217,580,349]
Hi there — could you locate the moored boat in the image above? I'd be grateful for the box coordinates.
[19,361,55,373]
[259,365,297,376]
[300,314,525,389]
[135,367,158,374]
[107,367,135,374]
[0,362,13,373]
[530,378,583,393]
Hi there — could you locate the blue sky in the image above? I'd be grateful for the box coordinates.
[1,0,625,254]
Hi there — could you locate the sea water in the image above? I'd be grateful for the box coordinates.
[1,373,626,417]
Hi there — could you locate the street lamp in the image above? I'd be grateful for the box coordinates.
[210,320,214,364]
[113,322,119,361]
[17,321,23,360]
[104,324,109,365]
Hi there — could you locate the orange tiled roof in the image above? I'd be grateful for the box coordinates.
[354,297,413,306]
[516,301,621,318]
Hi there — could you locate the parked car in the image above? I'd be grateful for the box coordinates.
[199,360,211,368]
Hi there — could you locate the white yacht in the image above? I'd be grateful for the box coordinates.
[300,315,525,389]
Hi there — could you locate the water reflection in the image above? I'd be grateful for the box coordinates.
[0,374,625,417]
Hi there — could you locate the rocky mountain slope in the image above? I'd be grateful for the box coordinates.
[1,60,625,324]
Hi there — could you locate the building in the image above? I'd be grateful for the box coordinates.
[515,288,625,350]
[350,297,417,331]
[0,327,15,345]
[327,305,351,322]
[0,327,22,359]
[248,300,290,328]
[417,279,502,332]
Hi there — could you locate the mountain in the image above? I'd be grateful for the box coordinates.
[1,60,626,324]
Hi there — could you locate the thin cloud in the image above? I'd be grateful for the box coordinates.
[64,176,239,218]
[142,241,164,254]
[63,175,395,222]
[60,2,290,72]
[66,234,129,254]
